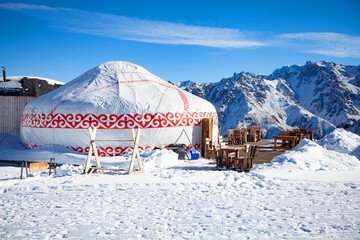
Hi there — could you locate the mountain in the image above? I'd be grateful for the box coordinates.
[268,61,360,134]
[179,61,360,138]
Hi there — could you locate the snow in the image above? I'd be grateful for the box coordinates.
[7,76,64,85]
[274,139,359,172]
[1,129,360,238]
[0,76,64,95]
[317,128,360,157]
[252,128,360,181]
[253,139,360,181]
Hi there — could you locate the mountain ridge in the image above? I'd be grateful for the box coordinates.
[178,61,360,138]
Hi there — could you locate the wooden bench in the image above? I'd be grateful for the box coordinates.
[234,128,247,145]
[247,127,261,142]
[301,128,314,140]
[227,129,235,145]
[204,137,218,159]
[217,145,257,171]
[233,145,257,171]
[216,147,237,168]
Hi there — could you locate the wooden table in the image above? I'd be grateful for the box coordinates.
[273,136,298,150]
[283,129,314,142]
[219,146,245,168]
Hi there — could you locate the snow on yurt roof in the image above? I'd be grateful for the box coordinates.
[24,61,214,115]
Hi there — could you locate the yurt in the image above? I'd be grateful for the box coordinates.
[20,61,218,156]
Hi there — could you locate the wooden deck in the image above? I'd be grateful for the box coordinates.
[253,149,284,164]
[222,139,285,165]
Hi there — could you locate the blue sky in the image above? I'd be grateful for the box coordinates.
[0,0,359,83]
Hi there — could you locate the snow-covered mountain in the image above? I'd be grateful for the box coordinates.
[268,61,360,135]
[178,61,360,138]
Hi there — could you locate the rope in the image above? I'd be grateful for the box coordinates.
[174,129,192,145]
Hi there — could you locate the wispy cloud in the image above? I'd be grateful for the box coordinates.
[64,13,267,48]
[0,2,54,11]
[279,32,360,58]
[0,2,266,48]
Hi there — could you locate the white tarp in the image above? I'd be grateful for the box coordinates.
[20,61,218,156]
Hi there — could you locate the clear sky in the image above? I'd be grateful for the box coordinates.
[0,0,359,83]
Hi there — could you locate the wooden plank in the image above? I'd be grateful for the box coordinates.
[201,118,213,157]
[88,167,127,172]
[128,129,137,173]
[92,141,101,168]
[84,127,94,173]
[129,128,143,173]
[0,96,35,135]
[129,169,145,174]
[84,140,93,173]
[29,162,49,172]
[134,129,144,172]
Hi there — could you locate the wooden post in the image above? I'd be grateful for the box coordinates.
[128,128,144,174]
[84,127,144,174]
[218,126,221,145]
[201,118,213,157]
[85,127,102,174]
[309,129,314,140]
[20,161,29,179]
[273,136,278,150]
[227,129,233,145]
[256,128,261,142]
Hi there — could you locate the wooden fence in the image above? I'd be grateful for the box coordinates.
[0,96,35,135]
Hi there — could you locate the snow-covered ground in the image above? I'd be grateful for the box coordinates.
[1,129,359,239]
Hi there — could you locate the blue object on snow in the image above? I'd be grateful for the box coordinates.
[190,150,200,160]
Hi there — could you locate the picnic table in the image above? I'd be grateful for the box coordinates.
[220,145,245,166]
[273,135,298,150]
[274,128,314,150]
[228,127,261,145]
[217,145,256,171]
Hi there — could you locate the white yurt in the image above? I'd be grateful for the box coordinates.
[20,61,218,156]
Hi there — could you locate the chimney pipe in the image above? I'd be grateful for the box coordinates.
[2,66,6,82]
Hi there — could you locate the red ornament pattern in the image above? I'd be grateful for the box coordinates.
[69,145,154,156]
[22,143,200,156]
[21,111,218,129]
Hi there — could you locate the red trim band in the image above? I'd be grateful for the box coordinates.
[21,111,218,129]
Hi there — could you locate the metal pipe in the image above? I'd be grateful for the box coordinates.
[2,66,6,82]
